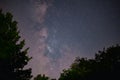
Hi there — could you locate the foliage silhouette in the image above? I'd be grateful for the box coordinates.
[59,45,120,80]
[51,79,56,80]
[0,10,32,80]
[34,74,49,80]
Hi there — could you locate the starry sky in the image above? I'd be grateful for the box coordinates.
[0,0,120,79]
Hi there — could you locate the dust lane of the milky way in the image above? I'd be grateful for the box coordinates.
[0,0,120,78]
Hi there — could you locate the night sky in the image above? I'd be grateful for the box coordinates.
[0,0,120,79]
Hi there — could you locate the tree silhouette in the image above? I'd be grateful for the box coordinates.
[0,10,32,80]
[59,58,91,80]
[92,45,120,80]
[34,74,49,80]
[59,45,120,80]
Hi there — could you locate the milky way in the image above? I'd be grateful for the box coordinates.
[0,0,120,79]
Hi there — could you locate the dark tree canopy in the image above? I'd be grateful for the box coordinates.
[0,10,32,80]
[59,45,120,80]
[34,74,49,80]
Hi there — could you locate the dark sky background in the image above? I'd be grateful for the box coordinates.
[0,0,120,79]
